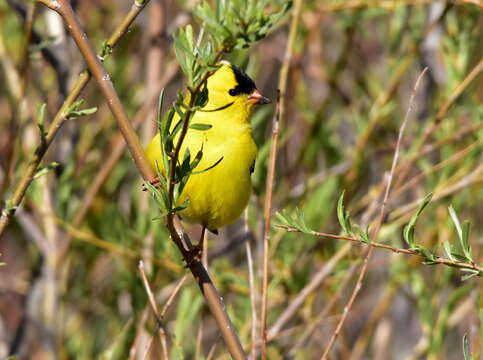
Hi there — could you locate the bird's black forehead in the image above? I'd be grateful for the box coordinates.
[231,64,256,94]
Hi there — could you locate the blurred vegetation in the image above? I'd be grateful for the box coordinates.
[0,0,482,359]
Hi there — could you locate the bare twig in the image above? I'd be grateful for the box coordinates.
[320,67,428,360]
[261,1,303,358]
[138,261,169,360]
[244,210,257,360]
[160,275,188,319]
[260,90,280,360]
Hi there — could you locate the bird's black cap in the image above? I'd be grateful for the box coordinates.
[229,64,257,96]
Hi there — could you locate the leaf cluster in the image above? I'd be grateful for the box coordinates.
[174,0,292,89]
[401,194,480,279]
[277,192,482,279]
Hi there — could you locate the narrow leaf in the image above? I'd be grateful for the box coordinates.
[190,123,212,131]
[448,206,462,241]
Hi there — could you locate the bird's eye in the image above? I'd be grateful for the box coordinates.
[228,88,237,96]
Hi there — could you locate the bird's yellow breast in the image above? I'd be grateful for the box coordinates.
[146,99,257,230]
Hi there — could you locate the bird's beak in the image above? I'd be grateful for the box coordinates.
[246,89,271,105]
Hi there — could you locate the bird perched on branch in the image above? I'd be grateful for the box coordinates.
[146,61,270,250]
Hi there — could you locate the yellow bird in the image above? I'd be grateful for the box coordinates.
[145,61,270,244]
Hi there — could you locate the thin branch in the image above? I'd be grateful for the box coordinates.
[278,226,483,275]
[260,90,280,360]
[320,67,428,360]
[260,1,303,358]
[138,261,169,360]
[160,275,188,319]
[244,211,257,360]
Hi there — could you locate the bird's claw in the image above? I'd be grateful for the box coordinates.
[184,245,203,268]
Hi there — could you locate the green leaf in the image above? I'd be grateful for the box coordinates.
[185,24,195,53]
[337,191,352,236]
[164,135,173,155]
[194,86,209,108]
[29,36,56,54]
[190,148,203,171]
[275,208,314,235]
[1,199,17,217]
[180,147,192,178]
[419,247,437,264]
[157,88,165,125]
[191,156,223,176]
[189,123,212,131]
[172,102,186,121]
[448,206,473,261]
[448,206,462,241]
[403,193,432,247]
[33,162,60,180]
[36,103,47,137]
[461,220,472,260]
[172,200,190,213]
[443,241,455,261]
[161,108,175,138]
[63,99,97,119]
[144,180,167,213]
[450,252,469,262]
[462,334,471,360]
[64,99,84,115]
[460,270,479,281]
[357,225,370,243]
[66,107,97,119]
[99,39,113,60]
[275,210,293,228]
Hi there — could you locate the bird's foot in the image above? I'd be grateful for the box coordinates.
[184,245,203,268]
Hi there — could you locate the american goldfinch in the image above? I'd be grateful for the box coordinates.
[146,61,270,243]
